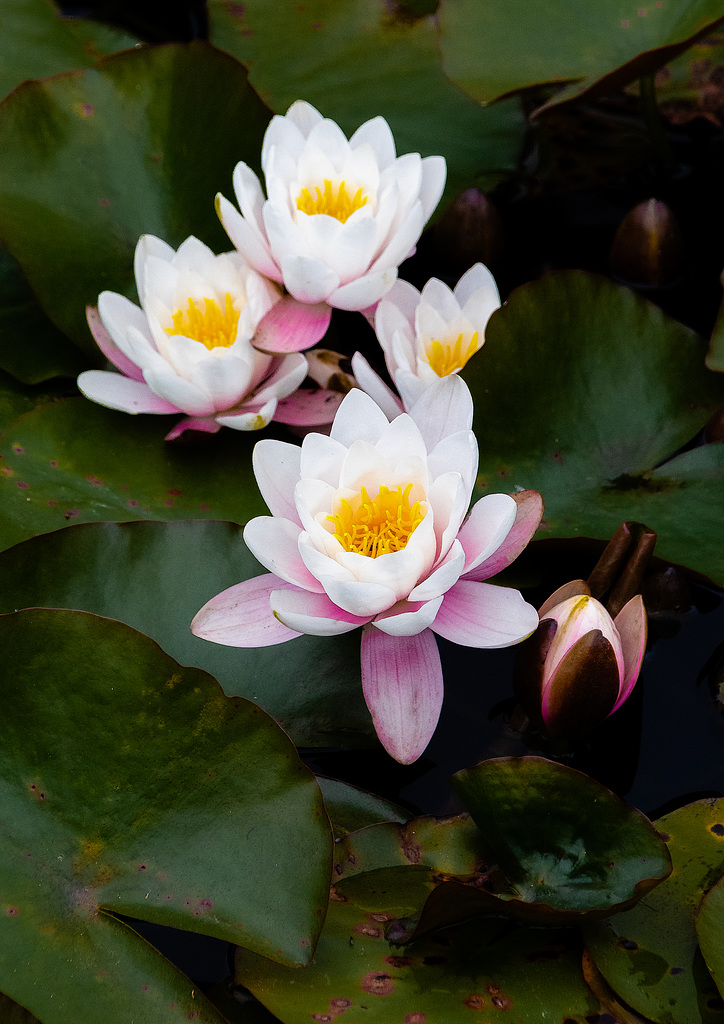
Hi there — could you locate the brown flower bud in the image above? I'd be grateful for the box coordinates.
[434,188,503,272]
[610,198,684,287]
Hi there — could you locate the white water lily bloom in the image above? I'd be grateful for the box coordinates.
[352,263,501,416]
[192,376,541,764]
[77,235,310,439]
[217,100,447,312]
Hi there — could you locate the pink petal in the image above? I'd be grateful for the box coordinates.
[191,575,301,647]
[538,580,590,618]
[273,388,345,425]
[613,594,647,712]
[86,305,144,382]
[361,625,443,764]
[253,296,332,354]
[432,580,539,648]
[77,370,180,414]
[164,416,221,441]
[456,493,517,576]
[270,588,369,636]
[463,490,544,582]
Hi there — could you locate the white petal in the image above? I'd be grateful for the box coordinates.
[349,115,396,168]
[244,516,323,591]
[77,371,180,415]
[350,352,403,421]
[252,439,302,521]
[330,388,391,446]
[419,155,447,221]
[328,268,398,311]
[142,366,216,417]
[280,254,340,303]
[409,540,466,603]
[408,375,474,448]
[373,596,444,636]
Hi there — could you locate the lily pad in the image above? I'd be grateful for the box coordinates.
[0,608,332,1024]
[463,270,724,584]
[696,873,724,998]
[207,0,527,198]
[0,519,369,747]
[439,0,724,110]
[0,42,271,350]
[450,757,671,920]
[236,816,607,1023]
[707,269,724,373]
[317,777,410,838]
[585,797,724,1024]
[0,380,271,551]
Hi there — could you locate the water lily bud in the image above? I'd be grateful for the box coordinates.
[515,581,647,740]
[433,188,503,272]
[609,198,684,287]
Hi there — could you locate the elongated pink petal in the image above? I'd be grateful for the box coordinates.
[86,305,144,382]
[456,493,517,576]
[613,594,647,711]
[191,575,301,647]
[463,490,544,582]
[270,588,369,636]
[253,296,332,354]
[361,625,443,764]
[538,579,590,618]
[77,370,180,414]
[164,416,221,440]
[432,580,539,648]
[273,388,345,425]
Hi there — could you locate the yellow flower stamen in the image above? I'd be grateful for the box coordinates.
[425,331,480,377]
[326,483,425,558]
[166,293,241,351]
[296,179,368,223]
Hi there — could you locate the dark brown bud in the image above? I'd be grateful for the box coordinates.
[610,199,685,287]
[434,188,503,271]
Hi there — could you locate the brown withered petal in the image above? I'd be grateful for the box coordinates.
[513,618,558,730]
[542,630,621,740]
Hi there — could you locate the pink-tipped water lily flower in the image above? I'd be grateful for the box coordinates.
[191,376,541,764]
[216,100,446,333]
[77,235,315,440]
[515,580,647,740]
[352,263,501,416]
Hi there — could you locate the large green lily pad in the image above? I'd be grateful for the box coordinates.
[0,608,332,1024]
[0,520,369,747]
[585,798,724,1024]
[697,873,724,999]
[463,270,724,584]
[207,0,526,198]
[0,380,271,551]
[236,815,607,1023]
[450,757,671,920]
[0,42,271,350]
[439,0,724,110]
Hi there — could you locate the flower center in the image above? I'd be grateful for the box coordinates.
[326,483,425,557]
[166,294,241,350]
[425,331,480,377]
[296,179,368,223]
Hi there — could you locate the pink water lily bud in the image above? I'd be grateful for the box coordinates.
[515,580,647,740]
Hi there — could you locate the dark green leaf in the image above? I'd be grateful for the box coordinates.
[696,873,724,999]
[207,0,526,198]
[585,798,724,1024]
[0,42,271,349]
[0,520,368,747]
[463,271,724,584]
[0,608,332,1023]
[439,0,724,109]
[317,777,410,838]
[451,757,671,919]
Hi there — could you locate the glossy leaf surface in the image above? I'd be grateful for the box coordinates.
[317,777,410,838]
[208,0,526,197]
[585,798,724,1024]
[0,520,368,746]
[464,271,724,584]
[451,757,671,919]
[0,609,332,1023]
[439,0,724,108]
[0,42,271,349]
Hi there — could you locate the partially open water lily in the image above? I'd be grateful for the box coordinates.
[353,263,501,415]
[192,376,541,763]
[217,100,446,322]
[77,235,312,439]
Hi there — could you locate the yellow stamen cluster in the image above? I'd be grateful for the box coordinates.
[296,179,368,223]
[426,331,480,377]
[327,483,425,558]
[166,293,241,351]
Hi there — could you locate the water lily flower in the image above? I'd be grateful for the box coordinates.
[192,376,541,764]
[77,235,312,440]
[515,580,647,740]
[216,100,446,332]
[352,263,500,415]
